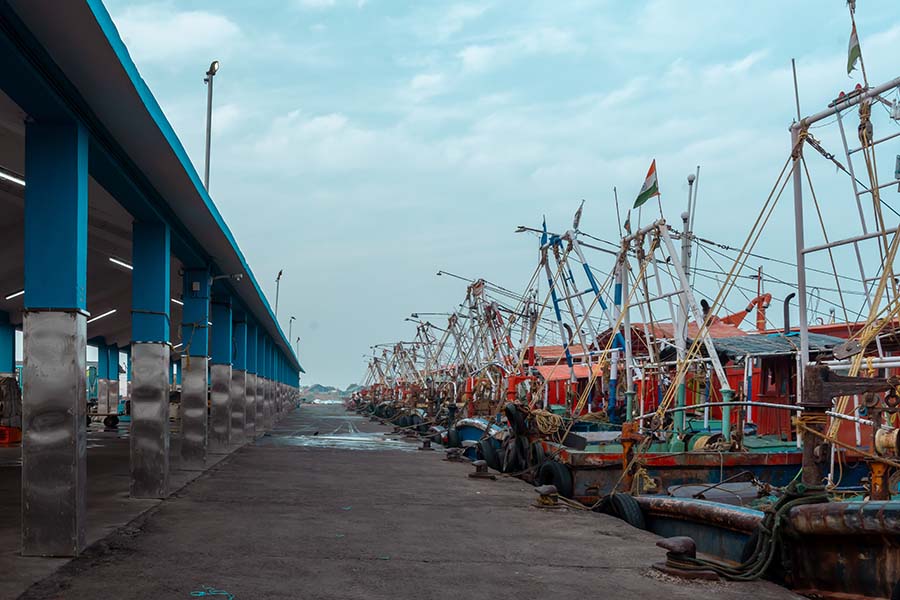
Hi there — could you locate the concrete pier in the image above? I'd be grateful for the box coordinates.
[12,404,799,599]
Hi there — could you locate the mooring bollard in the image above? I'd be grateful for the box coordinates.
[469,459,495,480]
[534,484,559,508]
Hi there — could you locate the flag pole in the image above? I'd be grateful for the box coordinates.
[848,2,869,87]
[613,187,622,237]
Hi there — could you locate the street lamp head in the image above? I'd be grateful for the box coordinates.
[207,60,220,77]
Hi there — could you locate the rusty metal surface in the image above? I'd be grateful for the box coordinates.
[788,500,900,535]
[636,496,762,533]
[784,502,900,599]
[21,311,87,556]
[637,496,760,564]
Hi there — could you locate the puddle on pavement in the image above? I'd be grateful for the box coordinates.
[258,418,417,452]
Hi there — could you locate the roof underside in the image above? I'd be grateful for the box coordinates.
[0,1,299,370]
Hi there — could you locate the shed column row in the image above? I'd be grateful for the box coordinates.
[246,321,258,437]
[209,296,232,450]
[256,330,265,432]
[181,268,210,468]
[231,316,247,443]
[22,121,89,556]
[130,221,171,499]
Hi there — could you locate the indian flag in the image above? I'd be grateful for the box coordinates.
[633,160,660,209]
[847,23,861,75]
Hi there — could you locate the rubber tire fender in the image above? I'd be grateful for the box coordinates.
[478,438,501,471]
[609,492,646,530]
[537,461,574,499]
[504,402,527,436]
[529,440,545,471]
[411,413,424,432]
[447,428,461,448]
[501,435,527,473]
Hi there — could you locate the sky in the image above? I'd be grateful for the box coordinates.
[103,0,900,387]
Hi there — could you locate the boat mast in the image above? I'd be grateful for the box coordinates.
[791,76,900,378]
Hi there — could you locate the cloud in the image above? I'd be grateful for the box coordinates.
[436,3,490,39]
[406,73,447,102]
[458,27,580,73]
[295,0,336,9]
[112,4,241,64]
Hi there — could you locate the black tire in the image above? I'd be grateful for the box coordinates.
[504,402,527,436]
[502,435,529,473]
[500,437,519,473]
[411,414,428,434]
[478,439,501,471]
[399,415,410,428]
[530,440,545,471]
[609,492,645,529]
[447,428,461,448]
[103,415,119,428]
[537,461,574,499]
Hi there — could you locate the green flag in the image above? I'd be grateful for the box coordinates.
[633,160,659,209]
[847,23,861,75]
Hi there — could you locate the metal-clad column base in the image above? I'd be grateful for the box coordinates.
[264,379,274,429]
[130,342,170,498]
[22,311,87,556]
[230,369,246,443]
[275,383,281,419]
[108,380,119,416]
[210,363,232,450]
[255,377,265,431]
[180,356,208,467]
[245,373,257,437]
[96,379,109,417]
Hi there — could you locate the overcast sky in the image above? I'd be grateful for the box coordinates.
[104,0,900,387]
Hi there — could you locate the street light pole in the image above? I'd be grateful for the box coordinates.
[275,269,283,317]
[295,336,300,359]
[203,60,220,190]
[288,316,296,341]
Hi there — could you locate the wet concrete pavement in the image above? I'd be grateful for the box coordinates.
[17,403,801,600]
[0,422,237,600]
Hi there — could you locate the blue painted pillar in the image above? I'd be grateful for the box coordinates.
[106,345,120,418]
[231,315,247,441]
[130,221,171,498]
[209,296,232,448]
[245,321,258,436]
[96,341,110,414]
[180,267,210,467]
[0,312,15,375]
[265,337,274,427]
[275,353,282,416]
[22,120,89,556]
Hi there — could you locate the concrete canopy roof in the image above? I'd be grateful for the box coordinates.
[0,1,300,372]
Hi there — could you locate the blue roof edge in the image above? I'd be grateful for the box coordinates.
[84,0,300,373]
